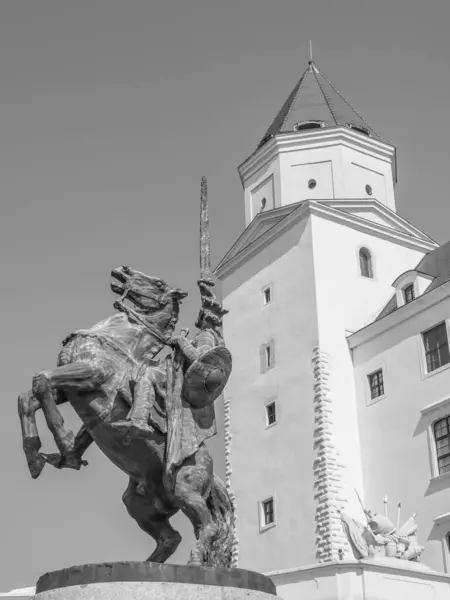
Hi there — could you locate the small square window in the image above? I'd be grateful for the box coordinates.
[368,369,384,399]
[403,284,415,304]
[263,286,272,305]
[266,401,276,426]
[261,497,275,527]
[422,322,450,373]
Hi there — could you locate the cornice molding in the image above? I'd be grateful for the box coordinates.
[238,128,396,187]
[215,201,436,280]
[321,200,437,243]
[348,279,450,349]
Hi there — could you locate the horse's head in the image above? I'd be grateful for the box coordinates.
[111,265,187,339]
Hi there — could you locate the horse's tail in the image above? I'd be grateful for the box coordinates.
[204,474,237,568]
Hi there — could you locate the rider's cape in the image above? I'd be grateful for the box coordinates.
[165,352,217,478]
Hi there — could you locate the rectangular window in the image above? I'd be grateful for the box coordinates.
[434,416,450,475]
[265,345,271,368]
[260,340,275,373]
[266,401,276,426]
[403,284,415,304]
[368,369,384,399]
[263,286,272,305]
[423,322,450,373]
[261,498,275,527]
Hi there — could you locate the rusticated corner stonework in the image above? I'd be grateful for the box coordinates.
[224,392,239,567]
[312,347,349,562]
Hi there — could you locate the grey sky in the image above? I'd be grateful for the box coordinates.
[1,0,450,591]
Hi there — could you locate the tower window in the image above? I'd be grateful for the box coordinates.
[422,322,450,373]
[365,184,373,196]
[308,179,317,189]
[294,120,323,132]
[434,416,450,475]
[403,284,415,304]
[260,197,267,212]
[368,369,384,399]
[260,497,275,528]
[266,401,276,427]
[263,285,272,305]
[359,247,373,278]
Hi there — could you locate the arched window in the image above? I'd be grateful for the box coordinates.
[359,248,373,278]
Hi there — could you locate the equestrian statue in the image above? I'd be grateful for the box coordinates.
[18,177,235,568]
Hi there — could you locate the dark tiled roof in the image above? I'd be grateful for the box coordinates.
[258,61,383,148]
[415,239,450,292]
[375,239,450,321]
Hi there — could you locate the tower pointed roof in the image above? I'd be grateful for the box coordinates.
[258,61,383,148]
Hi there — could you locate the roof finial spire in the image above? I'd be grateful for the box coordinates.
[309,40,313,63]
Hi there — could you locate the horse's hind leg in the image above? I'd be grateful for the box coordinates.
[123,479,181,563]
[173,446,217,566]
[18,390,46,478]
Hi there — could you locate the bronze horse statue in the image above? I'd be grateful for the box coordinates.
[18,265,234,567]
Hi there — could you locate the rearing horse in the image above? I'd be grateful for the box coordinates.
[18,266,234,567]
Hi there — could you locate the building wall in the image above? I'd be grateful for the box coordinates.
[352,290,450,572]
[220,217,319,573]
[220,200,428,572]
[310,214,427,527]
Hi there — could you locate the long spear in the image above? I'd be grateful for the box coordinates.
[196,177,227,332]
[200,176,212,282]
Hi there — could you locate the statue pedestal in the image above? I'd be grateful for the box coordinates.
[33,562,277,600]
[268,558,450,600]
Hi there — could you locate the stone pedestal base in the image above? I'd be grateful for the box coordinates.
[268,558,450,600]
[33,562,277,600]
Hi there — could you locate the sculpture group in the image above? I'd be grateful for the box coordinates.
[18,178,235,568]
[341,493,424,563]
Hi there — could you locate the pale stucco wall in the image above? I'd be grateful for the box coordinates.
[310,214,427,520]
[352,290,450,573]
[220,217,319,573]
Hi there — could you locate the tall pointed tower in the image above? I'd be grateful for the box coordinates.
[215,61,435,574]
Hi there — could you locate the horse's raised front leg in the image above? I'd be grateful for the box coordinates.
[32,361,110,468]
[123,479,181,563]
[18,389,94,478]
[43,425,93,471]
[18,390,46,478]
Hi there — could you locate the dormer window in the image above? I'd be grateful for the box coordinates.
[347,123,370,136]
[294,120,323,132]
[403,284,415,304]
[359,247,373,279]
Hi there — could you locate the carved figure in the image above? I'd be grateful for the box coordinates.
[341,495,424,563]
[18,180,235,568]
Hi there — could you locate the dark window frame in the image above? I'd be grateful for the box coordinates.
[422,322,450,373]
[261,497,275,527]
[434,416,450,475]
[368,369,384,399]
[266,401,276,427]
[263,286,272,305]
[403,283,415,304]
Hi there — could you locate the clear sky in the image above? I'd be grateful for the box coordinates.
[2,0,450,591]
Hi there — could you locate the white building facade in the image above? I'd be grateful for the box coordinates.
[216,60,450,575]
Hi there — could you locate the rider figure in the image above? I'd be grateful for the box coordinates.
[118,278,229,437]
